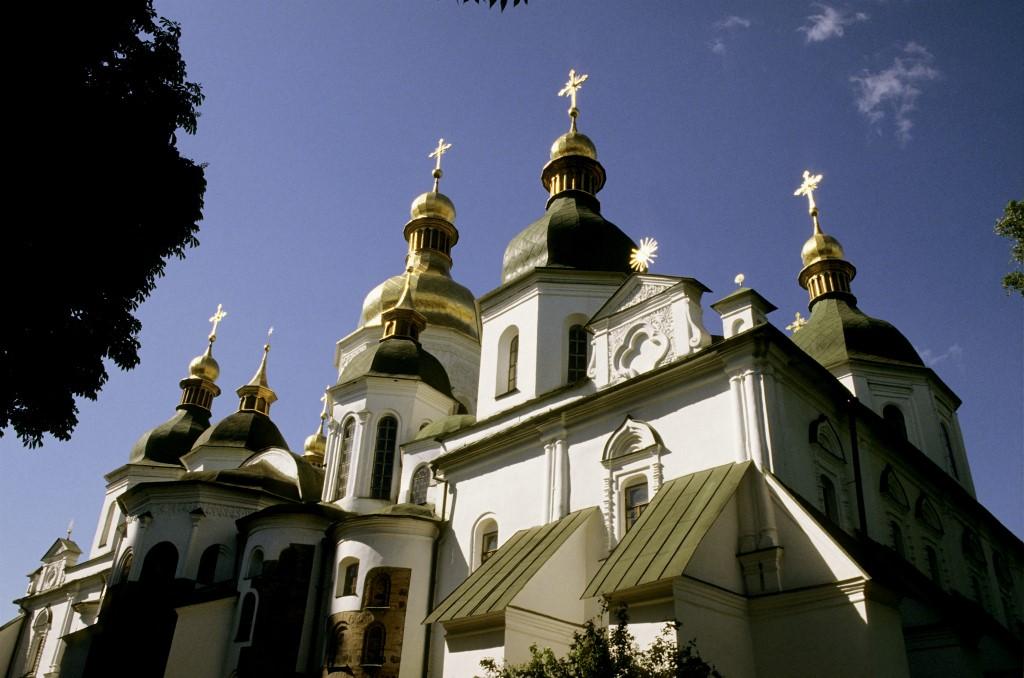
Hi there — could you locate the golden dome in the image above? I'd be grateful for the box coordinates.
[550,131,598,161]
[410,191,456,223]
[303,431,326,457]
[801,231,846,267]
[188,345,220,382]
[358,268,479,341]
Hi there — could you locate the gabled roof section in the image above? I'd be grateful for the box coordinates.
[42,538,81,561]
[590,273,710,325]
[425,507,598,624]
[584,461,751,598]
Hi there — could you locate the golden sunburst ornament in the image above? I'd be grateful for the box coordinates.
[629,237,659,272]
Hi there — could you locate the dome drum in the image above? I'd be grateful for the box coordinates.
[541,154,606,204]
[403,216,459,260]
[798,258,857,308]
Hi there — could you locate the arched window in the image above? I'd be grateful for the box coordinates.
[925,545,942,584]
[366,571,391,608]
[883,404,907,439]
[370,416,398,500]
[26,608,51,675]
[880,465,909,510]
[235,592,257,642]
[245,548,264,579]
[140,541,178,583]
[507,335,519,392]
[474,517,499,569]
[820,474,839,523]
[410,465,430,505]
[336,560,358,597]
[567,324,588,383]
[362,623,386,666]
[888,520,905,558]
[940,423,960,480]
[114,549,134,585]
[196,544,221,585]
[337,418,356,499]
[98,502,117,547]
[624,480,649,531]
[915,496,943,534]
[993,552,1014,591]
[963,529,986,567]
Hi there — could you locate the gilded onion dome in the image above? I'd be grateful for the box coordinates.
[130,308,226,464]
[302,390,330,466]
[357,139,479,341]
[502,70,635,285]
[790,171,922,369]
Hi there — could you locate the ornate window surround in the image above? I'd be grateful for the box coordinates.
[601,417,665,547]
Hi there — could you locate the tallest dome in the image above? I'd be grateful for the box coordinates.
[501,70,636,284]
[357,139,479,341]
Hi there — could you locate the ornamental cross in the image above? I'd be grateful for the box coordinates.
[786,311,808,333]
[319,388,330,419]
[558,69,589,110]
[429,138,452,173]
[794,170,823,213]
[208,303,227,342]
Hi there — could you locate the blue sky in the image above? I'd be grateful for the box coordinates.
[2,1,1021,615]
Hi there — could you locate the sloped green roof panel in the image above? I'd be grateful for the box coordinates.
[583,461,751,598]
[425,507,598,624]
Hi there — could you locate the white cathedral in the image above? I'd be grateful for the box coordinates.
[2,74,1021,678]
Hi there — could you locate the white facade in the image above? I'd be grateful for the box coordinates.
[4,106,1021,678]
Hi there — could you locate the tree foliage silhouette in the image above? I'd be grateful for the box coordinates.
[995,199,1023,296]
[3,2,206,447]
[479,606,721,678]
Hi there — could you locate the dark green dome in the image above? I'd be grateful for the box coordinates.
[340,337,453,398]
[501,192,637,284]
[129,405,212,465]
[180,459,320,502]
[191,410,289,453]
[791,298,923,369]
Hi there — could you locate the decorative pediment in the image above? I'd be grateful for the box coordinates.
[588,275,712,389]
[603,417,663,465]
[880,465,909,511]
[41,538,81,564]
[809,415,845,461]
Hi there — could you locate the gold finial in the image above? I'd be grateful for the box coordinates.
[207,303,227,344]
[319,388,330,423]
[794,170,824,233]
[629,237,659,272]
[428,138,452,192]
[786,311,808,333]
[247,327,273,387]
[734,273,746,287]
[558,69,589,132]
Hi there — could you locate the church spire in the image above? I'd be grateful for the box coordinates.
[302,388,329,466]
[236,328,277,415]
[544,69,606,204]
[794,171,857,309]
[405,138,460,272]
[178,304,225,412]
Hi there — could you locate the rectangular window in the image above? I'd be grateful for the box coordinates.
[481,531,499,563]
[625,483,649,531]
[342,563,358,597]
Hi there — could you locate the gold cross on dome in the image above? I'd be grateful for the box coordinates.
[786,311,808,333]
[429,138,452,172]
[558,69,589,110]
[319,387,330,419]
[794,170,823,214]
[207,303,227,342]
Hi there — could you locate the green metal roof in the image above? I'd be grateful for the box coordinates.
[583,461,751,598]
[425,507,599,624]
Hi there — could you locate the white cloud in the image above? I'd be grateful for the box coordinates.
[709,15,750,55]
[920,343,963,368]
[850,42,941,144]
[799,4,868,43]
[716,15,751,30]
